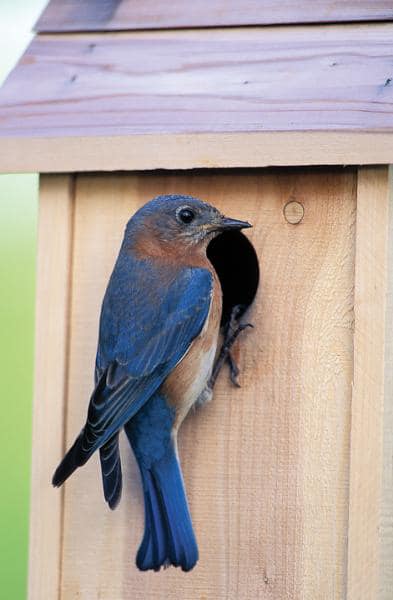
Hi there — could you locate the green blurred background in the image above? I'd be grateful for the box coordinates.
[0,2,48,598]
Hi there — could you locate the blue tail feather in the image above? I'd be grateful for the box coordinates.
[124,393,198,572]
[138,468,168,569]
[137,450,198,572]
[99,433,122,510]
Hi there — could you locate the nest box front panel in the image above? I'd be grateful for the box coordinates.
[51,169,355,599]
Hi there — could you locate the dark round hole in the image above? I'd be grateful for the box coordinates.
[207,230,259,326]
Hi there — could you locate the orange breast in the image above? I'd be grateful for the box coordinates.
[162,267,222,432]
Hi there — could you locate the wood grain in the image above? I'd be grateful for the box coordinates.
[2,26,393,136]
[57,169,355,599]
[347,166,393,600]
[28,175,74,600]
[1,24,393,172]
[2,131,393,173]
[35,0,393,32]
[381,169,393,600]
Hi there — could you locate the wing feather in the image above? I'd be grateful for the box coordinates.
[62,263,213,466]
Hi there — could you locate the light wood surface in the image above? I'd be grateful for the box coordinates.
[1,25,393,172]
[381,168,393,600]
[2,131,393,174]
[53,169,356,599]
[3,26,393,135]
[28,175,74,600]
[347,166,393,600]
[35,0,393,32]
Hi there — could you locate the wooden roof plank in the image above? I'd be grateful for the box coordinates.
[0,25,393,171]
[35,0,393,32]
[1,26,392,137]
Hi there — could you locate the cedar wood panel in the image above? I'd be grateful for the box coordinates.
[38,169,355,599]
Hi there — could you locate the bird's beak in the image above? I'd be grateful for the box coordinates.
[219,216,252,231]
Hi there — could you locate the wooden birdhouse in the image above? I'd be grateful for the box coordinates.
[1,2,392,598]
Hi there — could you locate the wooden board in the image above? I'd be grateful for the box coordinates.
[347,166,393,600]
[35,0,393,32]
[50,169,356,599]
[29,176,75,600]
[381,168,393,600]
[2,131,393,174]
[1,25,393,172]
[3,26,393,136]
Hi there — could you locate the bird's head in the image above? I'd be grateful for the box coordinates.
[125,194,251,256]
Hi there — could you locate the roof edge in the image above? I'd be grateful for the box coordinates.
[0,131,392,174]
[34,0,393,34]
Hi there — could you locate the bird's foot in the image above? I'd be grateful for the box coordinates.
[209,304,253,390]
[227,350,241,388]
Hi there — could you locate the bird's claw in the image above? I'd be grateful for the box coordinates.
[227,351,240,387]
[209,305,253,390]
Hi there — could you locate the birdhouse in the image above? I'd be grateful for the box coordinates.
[1,1,392,598]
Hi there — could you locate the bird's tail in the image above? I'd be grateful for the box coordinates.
[99,434,122,510]
[134,445,198,572]
[52,431,123,511]
[52,431,87,487]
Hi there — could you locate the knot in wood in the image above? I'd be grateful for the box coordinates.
[283,200,304,224]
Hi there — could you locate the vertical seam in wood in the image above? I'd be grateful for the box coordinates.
[58,174,76,600]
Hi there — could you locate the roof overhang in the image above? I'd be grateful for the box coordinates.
[1,25,392,173]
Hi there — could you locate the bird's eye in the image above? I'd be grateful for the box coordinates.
[177,207,195,224]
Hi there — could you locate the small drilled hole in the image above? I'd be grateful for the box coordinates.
[207,230,259,326]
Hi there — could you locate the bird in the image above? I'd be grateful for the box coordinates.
[52,194,252,572]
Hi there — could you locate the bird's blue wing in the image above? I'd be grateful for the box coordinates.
[54,261,213,485]
[53,262,213,488]
[96,257,213,378]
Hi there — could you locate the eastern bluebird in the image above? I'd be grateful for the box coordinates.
[52,195,251,572]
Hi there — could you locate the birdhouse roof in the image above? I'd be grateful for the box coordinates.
[1,0,393,173]
[34,0,393,32]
